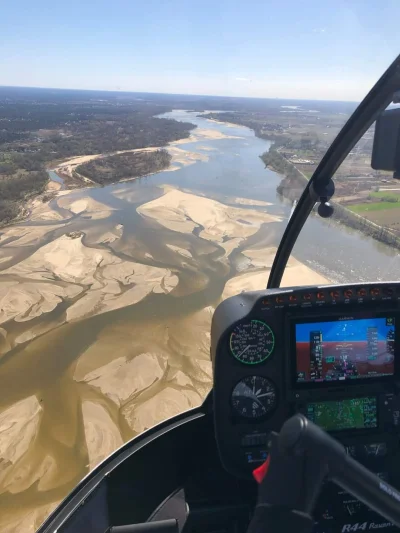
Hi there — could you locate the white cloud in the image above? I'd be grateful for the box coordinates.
[235,77,251,82]
[312,28,326,33]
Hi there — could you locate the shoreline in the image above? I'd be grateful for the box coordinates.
[0,113,246,232]
[201,111,400,253]
[0,180,332,356]
[49,120,242,191]
[264,151,400,251]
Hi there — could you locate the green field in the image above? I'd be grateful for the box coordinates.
[370,191,400,201]
[349,202,400,212]
[349,191,400,213]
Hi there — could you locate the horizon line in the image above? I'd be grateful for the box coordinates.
[0,84,360,104]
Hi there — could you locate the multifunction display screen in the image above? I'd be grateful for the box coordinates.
[306,397,377,431]
[295,316,395,384]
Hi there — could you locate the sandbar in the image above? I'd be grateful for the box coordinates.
[231,197,272,207]
[222,246,331,299]
[0,234,179,351]
[122,387,202,435]
[77,353,168,407]
[82,401,123,470]
[0,500,60,533]
[57,195,115,219]
[173,127,242,144]
[137,187,281,243]
[166,244,192,258]
[0,396,43,491]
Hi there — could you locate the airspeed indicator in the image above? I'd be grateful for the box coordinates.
[229,320,275,364]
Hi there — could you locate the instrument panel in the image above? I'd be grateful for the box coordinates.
[211,282,400,532]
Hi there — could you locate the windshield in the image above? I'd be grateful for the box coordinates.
[0,3,399,531]
[283,114,400,288]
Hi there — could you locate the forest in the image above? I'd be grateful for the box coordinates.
[0,169,48,224]
[76,149,171,185]
[0,93,195,225]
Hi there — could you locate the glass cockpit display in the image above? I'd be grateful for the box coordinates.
[306,397,377,431]
[295,316,395,383]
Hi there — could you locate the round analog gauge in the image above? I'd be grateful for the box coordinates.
[229,320,275,364]
[231,376,277,419]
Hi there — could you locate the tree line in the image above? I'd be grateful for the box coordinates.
[0,170,48,224]
[0,96,196,226]
[76,149,171,185]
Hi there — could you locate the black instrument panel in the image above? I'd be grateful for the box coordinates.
[211,282,400,532]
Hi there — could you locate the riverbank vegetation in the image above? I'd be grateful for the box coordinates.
[261,147,307,201]
[0,89,196,225]
[0,154,48,224]
[263,145,400,247]
[76,149,171,185]
[203,108,400,247]
[261,148,307,182]
[333,202,400,247]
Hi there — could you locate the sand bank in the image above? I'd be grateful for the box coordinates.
[77,353,168,407]
[173,127,242,145]
[72,305,213,440]
[0,396,43,491]
[0,280,82,326]
[166,244,192,258]
[222,246,331,299]
[205,117,248,129]
[122,387,202,434]
[46,180,62,192]
[57,195,115,219]
[91,223,124,245]
[231,197,272,207]
[137,187,281,243]
[167,146,208,168]
[82,401,123,470]
[0,500,60,533]
[0,223,66,247]
[29,198,64,221]
[0,234,178,350]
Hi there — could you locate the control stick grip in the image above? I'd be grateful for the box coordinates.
[280,414,400,528]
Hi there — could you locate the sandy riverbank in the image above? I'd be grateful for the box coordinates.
[205,117,248,129]
[0,185,282,353]
[0,232,179,330]
[231,197,272,207]
[52,126,240,185]
[222,246,330,299]
[137,186,280,242]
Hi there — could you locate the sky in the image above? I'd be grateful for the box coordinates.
[295,318,394,342]
[1,0,399,101]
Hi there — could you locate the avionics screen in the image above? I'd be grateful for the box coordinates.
[295,316,395,384]
[306,397,377,431]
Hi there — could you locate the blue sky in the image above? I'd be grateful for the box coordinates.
[296,318,394,343]
[1,0,399,100]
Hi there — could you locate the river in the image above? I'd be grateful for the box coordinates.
[0,110,399,531]
[50,110,400,282]
[162,112,400,283]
